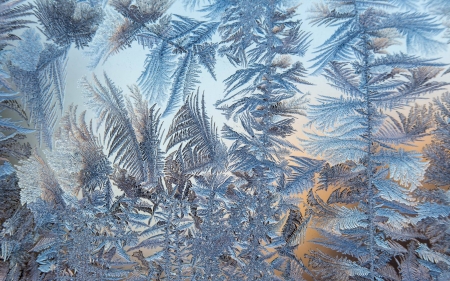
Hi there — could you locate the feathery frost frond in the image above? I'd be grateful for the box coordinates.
[8,32,68,148]
[166,91,226,172]
[34,0,103,49]
[304,1,448,280]
[0,0,33,51]
[82,73,146,181]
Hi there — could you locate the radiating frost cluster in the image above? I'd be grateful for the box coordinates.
[0,0,449,280]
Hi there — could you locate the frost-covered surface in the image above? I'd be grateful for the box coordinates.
[0,0,449,280]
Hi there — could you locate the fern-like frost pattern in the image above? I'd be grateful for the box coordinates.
[0,0,449,280]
